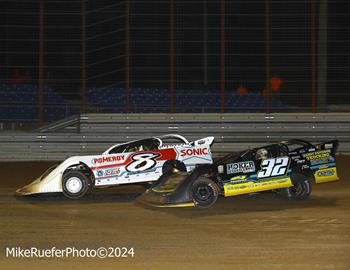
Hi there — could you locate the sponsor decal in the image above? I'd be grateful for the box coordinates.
[105,168,121,176]
[229,175,248,184]
[226,161,255,174]
[224,178,292,196]
[325,143,333,149]
[303,150,332,165]
[180,148,208,157]
[92,155,125,165]
[303,150,331,161]
[97,170,104,177]
[230,179,246,184]
[310,158,328,165]
[317,169,335,177]
[318,164,330,169]
[127,167,157,176]
[328,156,335,162]
[159,143,187,149]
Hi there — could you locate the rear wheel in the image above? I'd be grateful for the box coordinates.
[62,171,89,199]
[284,174,311,200]
[192,177,219,208]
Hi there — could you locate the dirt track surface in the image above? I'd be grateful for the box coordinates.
[0,156,350,270]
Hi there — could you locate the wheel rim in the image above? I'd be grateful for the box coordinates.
[194,184,213,203]
[289,182,304,196]
[65,177,83,194]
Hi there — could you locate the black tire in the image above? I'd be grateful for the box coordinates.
[192,177,219,208]
[162,160,187,174]
[87,175,95,194]
[62,171,89,199]
[284,174,311,200]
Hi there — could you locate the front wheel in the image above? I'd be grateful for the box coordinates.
[284,174,311,200]
[62,171,89,199]
[192,177,219,208]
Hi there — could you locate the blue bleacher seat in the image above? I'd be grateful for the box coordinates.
[0,84,77,123]
[0,84,289,123]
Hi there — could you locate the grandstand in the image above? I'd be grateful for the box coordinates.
[0,0,349,128]
[0,84,287,125]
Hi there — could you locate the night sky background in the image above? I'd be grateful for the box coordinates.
[0,0,349,107]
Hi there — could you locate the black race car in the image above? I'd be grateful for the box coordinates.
[137,139,339,208]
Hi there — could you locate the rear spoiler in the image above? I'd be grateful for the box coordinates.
[193,136,215,147]
[315,140,338,155]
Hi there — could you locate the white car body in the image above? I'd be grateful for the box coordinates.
[16,134,214,196]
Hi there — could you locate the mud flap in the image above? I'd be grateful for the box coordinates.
[312,140,339,184]
[314,167,339,184]
[137,168,198,208]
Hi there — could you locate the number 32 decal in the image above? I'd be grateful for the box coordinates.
[257,157,290,179]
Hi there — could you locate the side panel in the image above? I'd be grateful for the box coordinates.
[288,140,339,184]
[86,144,213,186]
[224,177,293,197]
[220,156,293,197]
[85,149,177,186]
[302,147,338,183]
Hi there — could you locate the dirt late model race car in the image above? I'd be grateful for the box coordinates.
[138,139,339,208]
[16,134,214,199]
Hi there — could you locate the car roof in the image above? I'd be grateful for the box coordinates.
[111,134,189,148]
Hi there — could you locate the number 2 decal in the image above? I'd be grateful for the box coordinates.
[126,153,160,172]
[257,157,290,179]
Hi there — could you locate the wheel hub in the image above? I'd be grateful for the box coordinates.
[65,177,83,194]
[196,186,211,201]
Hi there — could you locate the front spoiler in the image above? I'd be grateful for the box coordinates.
[137,170,195,208]
[15,179,43,196]
[15,174,62,196]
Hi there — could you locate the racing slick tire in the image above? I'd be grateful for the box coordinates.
[62,171,90,199]
[162,160,187,175]
[284,174,311,200]
[192,177,219,208]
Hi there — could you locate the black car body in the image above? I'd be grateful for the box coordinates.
[137,139,339,208]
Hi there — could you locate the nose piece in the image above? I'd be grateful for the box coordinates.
[15,186,30,196]
[15,180,40,196]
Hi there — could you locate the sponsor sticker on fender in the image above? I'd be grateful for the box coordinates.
[317,169,335,177]
[303,150,331,161]
[226,161,255,174]
[180,148,208,157]
[105,168,121,176]
[92,155,125,165]
[96,168,121,177]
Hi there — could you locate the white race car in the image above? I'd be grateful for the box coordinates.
[16,134,214,199]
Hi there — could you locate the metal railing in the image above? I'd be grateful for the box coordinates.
[0,113,350,161]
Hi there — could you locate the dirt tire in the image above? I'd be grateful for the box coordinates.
[284,174,311,200]
[62,171,90,199]
[192,177,219,208]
